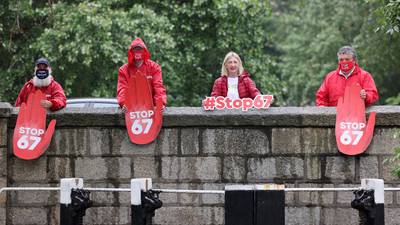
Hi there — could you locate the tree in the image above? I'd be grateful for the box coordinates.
[269,0,400,105]
[1,0,284,106]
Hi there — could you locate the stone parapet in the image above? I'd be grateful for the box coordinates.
[0,104,399,224]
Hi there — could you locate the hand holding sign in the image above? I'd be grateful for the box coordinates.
[13,90,56,160]
[124,71,163,144]
[335,84,376,155]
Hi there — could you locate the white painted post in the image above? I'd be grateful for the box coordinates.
[131,178,152,225]
[60,178,84,225]
[361,179,385,225]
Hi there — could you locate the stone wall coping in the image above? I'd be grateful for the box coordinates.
[0,102,12,117]
[1,103,399,127]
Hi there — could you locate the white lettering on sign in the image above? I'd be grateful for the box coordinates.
[129,110,154,119]
[130,110,154,135]
[17,135,42,150]
[339,122,366,130]
[339,122,365,145]
[17,127,44,150]
[203,95,273,111]
[19,127,45,136]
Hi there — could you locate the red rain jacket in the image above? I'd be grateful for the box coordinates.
[15,78,66,111]
[117,38,167,107]
[211,71,261,99]
[316,65,379,107]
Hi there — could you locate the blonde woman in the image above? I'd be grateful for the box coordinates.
[211,52,260,99]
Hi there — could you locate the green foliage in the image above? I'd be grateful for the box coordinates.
[384,131,400,178]
[0,0,399,106]
[376,0,400,34]
[385,93,400,104]
[272,0,374,105]
[139,0,284,105]
[268,0,400,105]
[0,0,283,106]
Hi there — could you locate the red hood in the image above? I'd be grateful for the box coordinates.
[128,38,151,66]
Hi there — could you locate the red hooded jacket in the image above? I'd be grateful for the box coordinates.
[15,77,66,111]
[211,71,261,99]
[316,65,379,106]
[117,38,167,107]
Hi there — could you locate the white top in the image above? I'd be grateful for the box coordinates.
[227,77,239,99]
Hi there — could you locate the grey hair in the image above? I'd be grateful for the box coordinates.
[337,46,357,60]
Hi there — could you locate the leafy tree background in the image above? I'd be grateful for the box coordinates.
[0,0,399,106]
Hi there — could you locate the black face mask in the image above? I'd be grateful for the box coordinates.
[35,69,49,79]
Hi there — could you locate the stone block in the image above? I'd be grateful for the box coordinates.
[181,128,200,155]
[49,206,59,225]
[321,184,335,206]
[8,183,57,206]
[0,148,7,177]
[87,128,111,155]
[0,178,6,204]
[10,157,47,181]
[324,157,355,181]
[133,156,159,179]
[223,156,246,181]
[201,183,224,205]
[0,207,5,225]
[285,207,321,225]
[359,156,379,179]
[161,157,221,181]
[368,128,400,154]
[47,157,72,181]
[178,183,201,205]
[48,128,110,156]
[247,158,276,180]
[47,128,88,156]
[380,157,400,182]
[202,129,269,155]
[85,183,119,205]
[84,206,130,225]
[302,128,337,154]
[245,129,270,155]
[157,129,179,155]
[386,207,400,225]
[306,157,321,180]
[247,157,304,180]
[384,185,393,205]
[271,128,301,154]
[116,183,130,205]
[298,183,320,205]
[276,157,304,178]
[154,206,224,225]
[284,183,296,206]
[153,183,178,204]
[396,184,400,205]
[336,184,359,205]
[9,207,48,225]
[110,128,156,155]
[321,207,358,225]
[0,119,6,147]
[75,157,131,180]
[0,102,11,117]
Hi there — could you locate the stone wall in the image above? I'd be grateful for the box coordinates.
[1,104,400,225]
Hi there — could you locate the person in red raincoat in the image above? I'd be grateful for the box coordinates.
[211,51,260,99]
[316,46,379,107]
[15,58,66,111]
[117,38,167,111]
